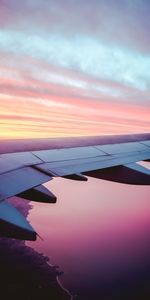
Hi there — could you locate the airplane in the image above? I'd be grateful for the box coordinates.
[0,133,150,241]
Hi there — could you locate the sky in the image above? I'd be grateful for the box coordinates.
[27,176,150,296]
[0,0,150,138]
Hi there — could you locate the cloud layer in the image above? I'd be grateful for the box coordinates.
[0,0,150,138]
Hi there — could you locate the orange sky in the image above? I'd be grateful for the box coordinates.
[0,93,150,139]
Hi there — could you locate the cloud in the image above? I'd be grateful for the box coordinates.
[0,0,150,138]
[1,29,150,92]
[1,0,150,52]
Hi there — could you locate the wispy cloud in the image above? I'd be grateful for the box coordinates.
[0,0,150,138]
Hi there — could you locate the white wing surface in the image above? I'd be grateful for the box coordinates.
[0,133,150,240]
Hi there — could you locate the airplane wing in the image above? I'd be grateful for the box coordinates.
[0,133,150,241]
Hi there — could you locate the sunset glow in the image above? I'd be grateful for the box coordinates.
[0,1,150,138]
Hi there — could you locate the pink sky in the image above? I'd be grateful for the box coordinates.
[0,1,150,138]
[27,176,150,287]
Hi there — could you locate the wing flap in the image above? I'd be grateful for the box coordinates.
[96,141,149,155]
[0,152,42,175]
[142,141,150,147]
[32,146,106,162]
[34,150,150,177]
[0,167,51,201]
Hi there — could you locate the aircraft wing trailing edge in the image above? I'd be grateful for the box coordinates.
[0,133,150,241]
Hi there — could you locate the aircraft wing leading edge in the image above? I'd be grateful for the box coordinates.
[0,133,150,240]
